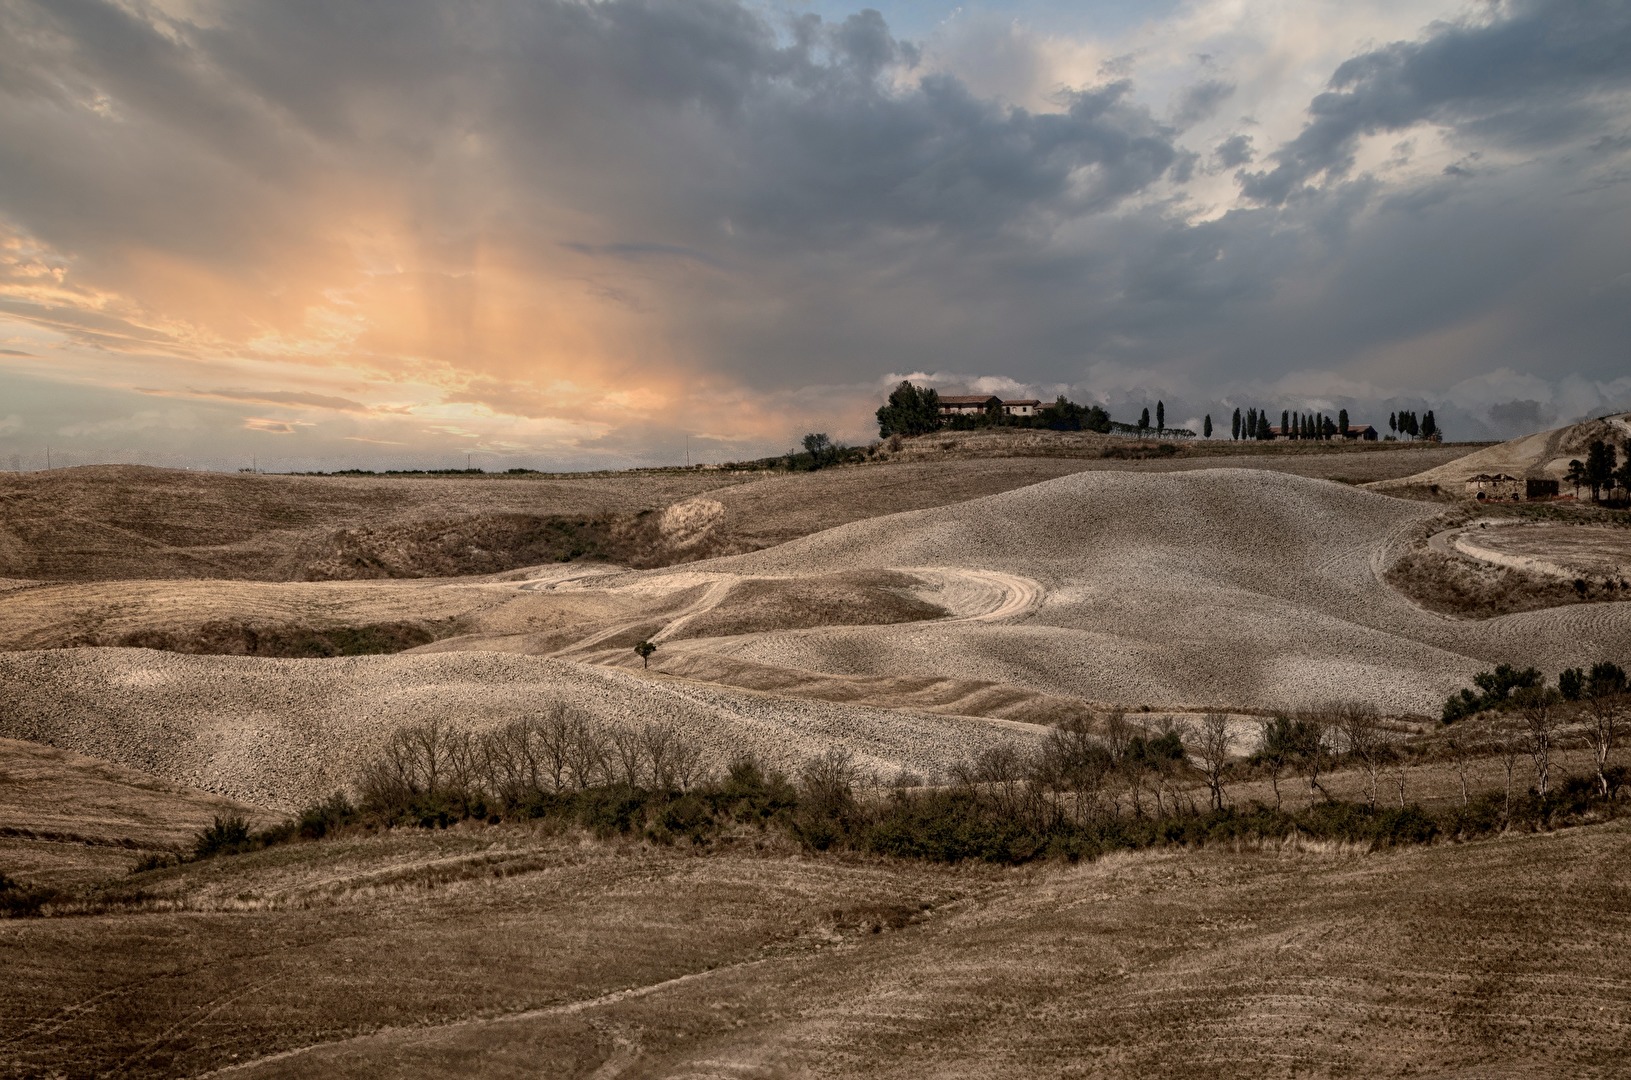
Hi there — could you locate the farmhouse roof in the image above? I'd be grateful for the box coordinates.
[1002,399,1041,406]
[937,394,1002,405]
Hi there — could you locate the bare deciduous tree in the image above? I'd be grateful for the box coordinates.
[1334,701,1385,809]
[1103,711,1132,760]
[1497,729,1522,828]
[1294,710,1330,807]
[1582,690,1626,798]
[1518,686,1562,799]
[1445,736,1472,808]
[1256,716,1293,811]
[1037,716,1112,823]
[1386,753,1410,809]
[956,743,1029,817]
[1192,712,1232,811]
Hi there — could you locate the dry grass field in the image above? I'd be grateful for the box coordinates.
[3,817,1628,1079]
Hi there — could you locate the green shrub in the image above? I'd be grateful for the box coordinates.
[298,792,358,840]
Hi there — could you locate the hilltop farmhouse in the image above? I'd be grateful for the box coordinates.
[937,395,1042,418]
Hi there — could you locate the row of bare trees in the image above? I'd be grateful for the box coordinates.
[928,711,1237,825]
[1002,694,1621,824]
[358,705,708,815]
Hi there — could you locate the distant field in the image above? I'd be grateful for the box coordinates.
[0,441,1473,583]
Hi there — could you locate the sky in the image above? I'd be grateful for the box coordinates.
[1,0,1629,471]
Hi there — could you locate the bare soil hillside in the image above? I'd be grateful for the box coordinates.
[0,649,1040,810]
[566,469,1631,716]
[0,446,1471,583]
[0,464,750,582]
[5,818,1627,1079]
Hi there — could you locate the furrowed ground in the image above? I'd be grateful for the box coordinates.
[2,817,1627,1079]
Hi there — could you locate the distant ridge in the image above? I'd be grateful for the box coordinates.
[1370,412,1631,492]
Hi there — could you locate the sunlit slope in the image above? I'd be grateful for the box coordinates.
[0,650,1038,810]
[611,469,1631,713]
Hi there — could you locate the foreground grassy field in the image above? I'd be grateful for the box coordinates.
[3,817,1627,1079]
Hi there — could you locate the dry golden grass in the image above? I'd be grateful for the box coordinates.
[0,737,270,889]
[4,815,1628,1079]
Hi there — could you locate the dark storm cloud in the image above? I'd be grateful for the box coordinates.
[1241,0,1631,204]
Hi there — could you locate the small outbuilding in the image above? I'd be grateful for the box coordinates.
[1526,477,1561,500]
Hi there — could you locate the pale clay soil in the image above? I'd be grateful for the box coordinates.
[4,462,1631,811]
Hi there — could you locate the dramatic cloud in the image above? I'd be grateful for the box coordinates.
[1240,0,1631,204]
[0,0,1627,469]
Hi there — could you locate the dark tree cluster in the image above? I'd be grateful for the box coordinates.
[875,381,942,438]
[1388,410,1436,439]
[1566,439,1631,502]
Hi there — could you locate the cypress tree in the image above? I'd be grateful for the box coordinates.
[1232,408,1241,440]
[1156,400,1164,434]
[1204,414,1213,438]
[1338,408,1349,437]
[1281,410,1289,438]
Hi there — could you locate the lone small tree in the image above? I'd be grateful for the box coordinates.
[1156,400,1164,435]
[802,432,833,467]
[634,640,657,669]
[1566,459,1586,497]
[1204,414,1212,438]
